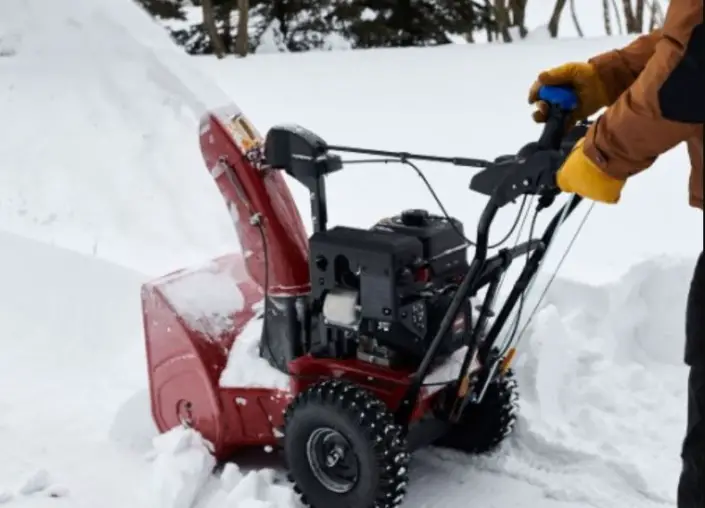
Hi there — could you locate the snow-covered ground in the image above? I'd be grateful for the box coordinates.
[0,0,700,507]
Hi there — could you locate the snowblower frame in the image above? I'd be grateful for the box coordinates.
[143,86,587,502]
[261,87,586,445]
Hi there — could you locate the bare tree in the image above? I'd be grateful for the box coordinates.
[569,0,584,36]
[509,0,528,38]
[548,0,568,37]
[484,0,494,41]
[611,0,625,34]
[234,0,249,56]
[622,0,646,32]
[603,0,612,34]
[493,0,514,42]
[648,0,666,30]
[202,0,227,57]
[635,0,646,30]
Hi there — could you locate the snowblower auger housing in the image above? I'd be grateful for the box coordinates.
[143,86,587,506]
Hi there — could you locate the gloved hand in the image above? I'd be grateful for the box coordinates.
[528,62,610,126]
[556,138,625,204]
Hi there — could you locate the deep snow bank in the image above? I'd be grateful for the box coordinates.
[0,0,238,275]
[400,255,695,508]
[502,255,693,507]
[0,229,155,507]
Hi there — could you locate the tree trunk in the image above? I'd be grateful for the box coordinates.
[622,0,642,33]
[494,0,513,42]
[234,0,249,56]
[509,0,528,38]
[635,0,646,32]
[569,0,584,36]
[649,0,665,30]
[603,0,612,35]
[548,0,568,37]
[202,0,227,57]
[611,0,624,34]
[485,0,494,41]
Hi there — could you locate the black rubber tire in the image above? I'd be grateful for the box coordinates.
[283,379,410,508]
[435,369,519,455]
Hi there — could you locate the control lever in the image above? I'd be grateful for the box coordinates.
[468,85,579,207]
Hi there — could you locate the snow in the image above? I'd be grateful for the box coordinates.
[150,428,216,508]
[0,1,700,508]
[159,261,247,338]
[0,0,239,276]
[219,315,291,390]
[149,426,295,508]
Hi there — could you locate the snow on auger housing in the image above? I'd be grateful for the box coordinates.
[142,85,588,508]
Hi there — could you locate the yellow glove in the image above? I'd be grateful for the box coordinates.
[528,62,610,126]
[556,138,626,204]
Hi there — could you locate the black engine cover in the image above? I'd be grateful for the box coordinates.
[309,225,423,321]
[368,289,473,363]
[373,209,468,277]
[308,219,472,369]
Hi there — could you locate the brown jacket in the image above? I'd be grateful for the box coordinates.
[582,0,703,209]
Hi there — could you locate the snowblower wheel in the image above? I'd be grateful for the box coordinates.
[283,379,410,508]
[435,368,519,455]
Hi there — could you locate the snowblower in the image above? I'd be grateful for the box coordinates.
[142,85,588,507]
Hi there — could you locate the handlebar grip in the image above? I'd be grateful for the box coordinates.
[537,85,579,111]
[536,85,578,151]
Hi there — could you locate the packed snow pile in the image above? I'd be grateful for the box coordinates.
[149,427,216,508]
[148,426,294,508]
[0,469,69,505]
[158,260,248,339]
[0,230,152,508]
[220,314,291,390]
[502,255,693,507]
[0,0,238,275]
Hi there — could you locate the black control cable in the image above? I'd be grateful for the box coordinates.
[342,156,529,249]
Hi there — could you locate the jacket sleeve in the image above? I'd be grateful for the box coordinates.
[582,0,703,181]
[588,30,662,104]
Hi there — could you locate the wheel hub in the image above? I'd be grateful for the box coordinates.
[306,427,359,494]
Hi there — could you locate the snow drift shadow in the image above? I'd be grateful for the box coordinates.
[110,389,160,454]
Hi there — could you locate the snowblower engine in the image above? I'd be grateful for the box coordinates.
[308,209,474,368]
[309,210,472,369]
[264,125,473,370]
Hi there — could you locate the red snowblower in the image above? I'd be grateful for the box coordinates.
[143,86,587,507]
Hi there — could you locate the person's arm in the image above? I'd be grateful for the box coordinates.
[582,0,702,182]
[588,30,662,104]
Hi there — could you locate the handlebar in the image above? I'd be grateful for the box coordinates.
[468,85,580,260]
[262,84,582,247]
[469,85,578,203]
